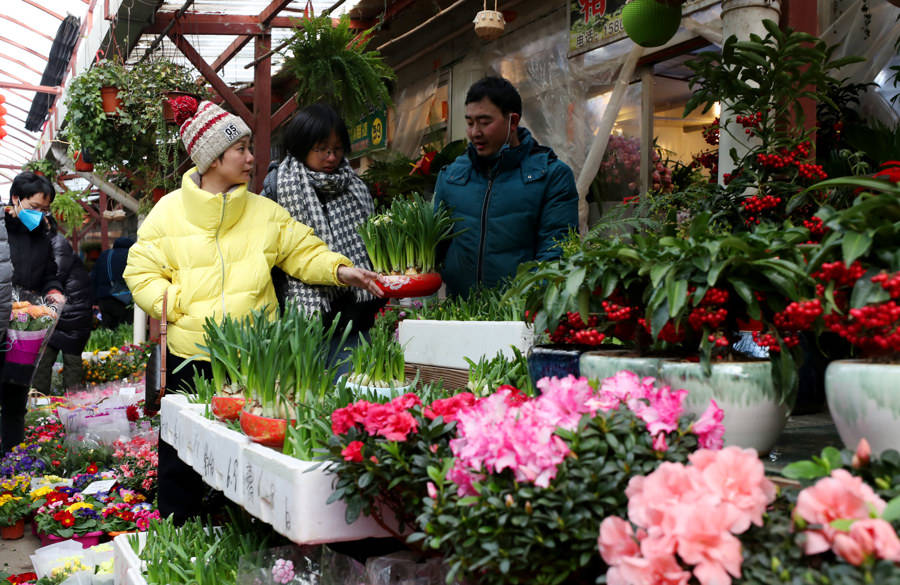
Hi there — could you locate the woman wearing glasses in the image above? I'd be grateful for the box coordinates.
[262,103,384,341]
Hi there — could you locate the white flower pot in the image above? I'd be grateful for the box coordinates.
[398,320,533,369]
[826,360,900,455]
[658,360,790,454]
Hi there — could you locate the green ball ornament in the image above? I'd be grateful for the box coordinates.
[622,0,683,48]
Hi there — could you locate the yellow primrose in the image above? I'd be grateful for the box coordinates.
[0,494,14,506]
[66,501,94,512]
[30,486,53,500]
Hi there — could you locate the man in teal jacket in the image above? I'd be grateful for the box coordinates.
[434,76,578,296]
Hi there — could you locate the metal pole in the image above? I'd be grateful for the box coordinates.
[138,0,195,63]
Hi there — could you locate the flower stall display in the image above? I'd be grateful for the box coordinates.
[5,296,62,386]
[81,343,152,386]
[0,475,31,539]
[358,194,459,297]
[33,489,105,547]
[111,436,159,497]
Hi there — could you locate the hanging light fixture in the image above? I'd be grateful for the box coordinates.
[474,0,506,41]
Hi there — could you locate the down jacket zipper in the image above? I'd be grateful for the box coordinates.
[476,174,496,285]
[215,193,228,315]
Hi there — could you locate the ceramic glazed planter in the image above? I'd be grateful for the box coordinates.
[240,410,294,449]
[211,395,245,421]
[826,360,900,455]
[375,272,442,298]
[0,519,24,540]
[344,379,411,400]
[398,319,534,369]
[527,345,584,384]
[579,350,664,381]
[658,360,789,454]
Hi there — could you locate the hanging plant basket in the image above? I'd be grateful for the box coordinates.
[100,86,123,114]
[474,2,506,41]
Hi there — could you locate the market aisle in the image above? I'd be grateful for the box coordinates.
[0,530,41,574]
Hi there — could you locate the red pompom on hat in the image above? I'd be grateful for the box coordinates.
[168,96,251,173]
[168,95,199,127]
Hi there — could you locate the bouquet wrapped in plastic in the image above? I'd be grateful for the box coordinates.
[5,289,63,385]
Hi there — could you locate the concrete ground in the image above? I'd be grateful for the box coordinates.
[0,528,41,577]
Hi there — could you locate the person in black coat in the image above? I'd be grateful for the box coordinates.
[90,236,133,329]
[1,172,65,454]
[32,216,93,394]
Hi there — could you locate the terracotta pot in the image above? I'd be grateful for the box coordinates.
[240,410,294,449]
[151,187,166,203]
[211,395,245,421]
[100,86,123,114]
[73,151,93,172]
[375,272,442,299]
[1,519,24,540]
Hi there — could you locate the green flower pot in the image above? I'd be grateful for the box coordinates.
[825,360,900,455]
[579,350,663,381]
[658,360,789,454]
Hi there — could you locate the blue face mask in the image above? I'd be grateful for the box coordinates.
[18,208,44,232]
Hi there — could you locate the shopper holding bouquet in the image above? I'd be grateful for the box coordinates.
[1,172,65,454]
[124,96,383,524]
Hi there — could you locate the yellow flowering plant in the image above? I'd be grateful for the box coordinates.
[0,475,31,526]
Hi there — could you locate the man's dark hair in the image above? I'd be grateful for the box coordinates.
[10,171,55,204]
[283,103,351,162]
[465,76,522,117]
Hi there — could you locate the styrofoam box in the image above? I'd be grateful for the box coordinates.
[398,320,534,369]
[112,532,145,585]
[171,400,205,467]
[193,418,248,501]
[241,443,391,544]
[158,394,189,445]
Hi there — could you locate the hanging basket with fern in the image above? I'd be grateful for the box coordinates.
[281,14,395,123]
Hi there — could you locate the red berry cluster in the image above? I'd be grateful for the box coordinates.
[736,111,763,135]
[825,301,900,353]
[601,299,634,321]
[752,331,781,352]
[689,307,728,330]
[872,271,900,298]
[803,216,827,240]
[741,194,782,226]
[812,261,866,287]
[702,118,720,146]
[638,318,687,344]
[706,333,730,347]
[796,162,828,182]
[548,311,605,346]
[773,299,823,331]
[700,287,729,306]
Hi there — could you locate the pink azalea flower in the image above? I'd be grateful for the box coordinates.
[795,469,887,555]
[341,441,364,462]
[672,500,744,585]
[692,400,725,450]
[831,518,900,565]
[609,552,691,585]
[390,393,422,410]
[598,516,640,566]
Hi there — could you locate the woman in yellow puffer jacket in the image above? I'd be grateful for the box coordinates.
[124,96,382,524]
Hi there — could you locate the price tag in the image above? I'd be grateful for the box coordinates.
[81,479,117,495]
[119,387,136,398]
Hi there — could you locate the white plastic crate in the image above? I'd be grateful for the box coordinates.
[112,532,145,585]
[398,320,534,369]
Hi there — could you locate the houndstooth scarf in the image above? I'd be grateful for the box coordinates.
[276,155,375,314]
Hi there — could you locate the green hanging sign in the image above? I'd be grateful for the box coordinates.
[349,108,387,157]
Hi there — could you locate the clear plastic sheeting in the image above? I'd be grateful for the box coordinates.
[390,72,439,159]
[822,0,900,126]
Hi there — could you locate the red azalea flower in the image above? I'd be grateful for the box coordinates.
[874,161,900,183]
[8,572,37,584]
[125,405,139,422]
[86,463,98,474]
[424,393,478,423]
[497,385,529,406]
[341,441,364,462]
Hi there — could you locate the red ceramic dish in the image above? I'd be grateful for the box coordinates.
[375,272,442,298]
[211,395,245,421]
[240,411,295,449]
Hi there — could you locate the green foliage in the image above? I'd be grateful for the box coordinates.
[50,189,87,233]
[282,15,395,122]
[23,158,60,182]
[137,510,272,585]
[417,409,699,585]
[346,325,405,387]
[85,323,134,352]
[465,347,534,397]
[358,193,460,274]
[362,140,467,208]
[411,284,525,322]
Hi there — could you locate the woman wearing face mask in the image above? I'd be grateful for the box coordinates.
[1,172,65,453]
[261,103,384,344]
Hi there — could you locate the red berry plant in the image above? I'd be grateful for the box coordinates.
[683,20,862,233]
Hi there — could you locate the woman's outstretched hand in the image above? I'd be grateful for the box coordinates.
[337,265,385,297]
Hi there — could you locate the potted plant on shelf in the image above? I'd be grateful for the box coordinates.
[0,476,31,540]
[796,165,900,454]
[397,284,533,371]
[22,158,59,182]
[358,193,459,298]
[344,326,407,397]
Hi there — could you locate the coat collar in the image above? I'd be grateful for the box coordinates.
[447,127,550,185]
[180,168,250,232]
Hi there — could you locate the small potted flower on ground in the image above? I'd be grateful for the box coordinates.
[0,476,31,539]
[33,492,105,547]
[358,193,459,298]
